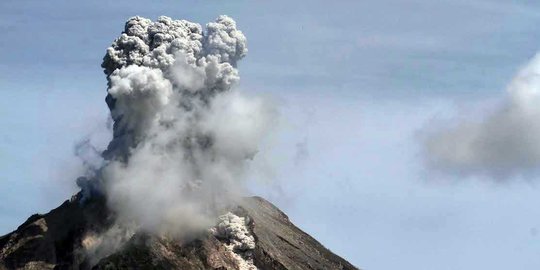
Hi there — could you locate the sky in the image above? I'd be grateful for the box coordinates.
[2,0,540,269]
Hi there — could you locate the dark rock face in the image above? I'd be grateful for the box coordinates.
[0,196,358,270]
[0,194,111,270]
[243,197,356,270]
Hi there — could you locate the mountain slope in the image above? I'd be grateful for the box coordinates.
[0,195,358,270]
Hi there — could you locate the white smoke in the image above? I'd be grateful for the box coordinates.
[107,65,173,134]
[423,53,540,180]
[81,223,136,266]
[212,212,255,252]
[211,212,257,270]
[78,14,275,252]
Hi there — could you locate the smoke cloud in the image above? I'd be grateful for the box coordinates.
[78,15,275,255]
[422,53,540,180]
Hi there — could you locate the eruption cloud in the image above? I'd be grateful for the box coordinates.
[423,53,540,180]
[77,15,275,248]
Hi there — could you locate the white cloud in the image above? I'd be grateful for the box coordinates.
[423,53,540,179]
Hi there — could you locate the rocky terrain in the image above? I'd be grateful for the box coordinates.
[0,194,358,270]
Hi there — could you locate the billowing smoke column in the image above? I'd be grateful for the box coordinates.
[102,15,248,160]
[79,15,274,243]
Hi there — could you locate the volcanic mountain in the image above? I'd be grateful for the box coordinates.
[0,193,358,270]
[1,14,359,270]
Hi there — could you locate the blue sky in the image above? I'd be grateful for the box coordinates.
[2,0,540,269]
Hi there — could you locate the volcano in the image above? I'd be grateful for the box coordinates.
[0,194,358,270]
[1,14,359,270]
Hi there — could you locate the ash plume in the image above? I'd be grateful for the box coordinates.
[77,15,275,255]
